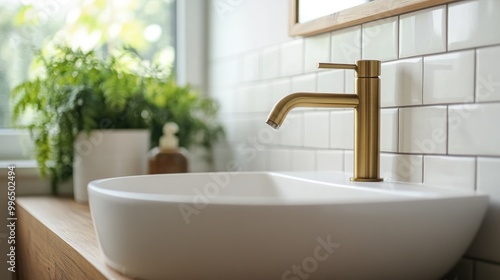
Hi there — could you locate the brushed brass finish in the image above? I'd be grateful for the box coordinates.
[317,62,357,71]
[266,60,383,182]
[266,93,359,128]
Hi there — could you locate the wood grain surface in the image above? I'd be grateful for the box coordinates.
[290,0,460,36]
[17,197,130,280]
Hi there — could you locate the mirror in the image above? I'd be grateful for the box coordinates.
[290,0,458,36]
[298,0,372,23]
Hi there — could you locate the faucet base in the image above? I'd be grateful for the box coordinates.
[351,177,384,182]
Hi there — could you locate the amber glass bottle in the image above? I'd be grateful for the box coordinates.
[148,122,188,174]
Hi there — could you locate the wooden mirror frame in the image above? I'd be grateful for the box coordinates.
[290,0,459,36]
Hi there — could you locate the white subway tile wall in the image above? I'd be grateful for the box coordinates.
[317,70,344,93]
[381,57,423,107]
[476,45,500,102]
[399,106,447,154]
[423,155,476,190]
[362,16,399,61]
[209,0,500,275]
[380,108,398,152]
[399,6,447,58]
[330,110,354,150]
[316,150,344,171]
[448,0,500,51]
[304,111,330,148]
[304,33,331,72]
[331,25,361,63]
[380,154,423,183]
[280,39,304,76]
[261,46,280,80]
[423,50,475,104]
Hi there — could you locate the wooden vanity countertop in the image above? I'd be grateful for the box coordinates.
[17,197,130,280]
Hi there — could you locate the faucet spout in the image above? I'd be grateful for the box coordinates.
[266,92,359,129]
[266,60,382,182]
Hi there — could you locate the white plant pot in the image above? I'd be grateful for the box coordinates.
[73,129,150,203]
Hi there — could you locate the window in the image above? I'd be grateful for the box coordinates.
[0,0,176,128]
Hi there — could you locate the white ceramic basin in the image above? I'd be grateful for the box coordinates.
[88,171,488,280]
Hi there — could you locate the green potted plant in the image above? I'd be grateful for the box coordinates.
[10,45,223,200]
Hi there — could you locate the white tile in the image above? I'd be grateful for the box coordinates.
[344,150,354,174]
[331,25,361,63]
[381,58,423,107]
[291,150,316,171]
[232,144,250,171]
[236,86,251,113]
[331,110,354,149]
[380,154,423,183]
[316,150,344,171]
[280,112,303,147]
[247,116,280,146]
[449,103,500,156]
[304,33,331,73]
[317,70,344,93]
[254,83,270,113]
[246,150,268,171]
[399,6,446,58]
[240,83,269,113]
[263,123,281,146]
[345,70,355,93]
[362,16,398,61]
[476,45,500,102]
[423,50,475,104]
[218,58,241,86]
[216,146,241,172]
[281,39,304,77]
[380,109,398,152]
[449,0,500,50]
[242,52,260,82]
[468,157,500,263]
[213,87,233,113]
[269,79,291,110]
[233,118,254,143]
[268,149,291,171]
[475,261,500,279]
[292,74,316,92]
[213,144,233,172]
[261,46,280,80]
[423,156,475,189]
[304,111,330,148]
[222,119,239,143]
[235,87,248,113]
[399,106,447,154]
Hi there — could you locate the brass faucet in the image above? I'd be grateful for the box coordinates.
[266,60,383,182]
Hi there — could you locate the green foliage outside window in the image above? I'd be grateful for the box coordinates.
[10,46,222,194]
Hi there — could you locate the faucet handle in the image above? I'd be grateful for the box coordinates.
[318,62,357,70]
[318,60,381,77]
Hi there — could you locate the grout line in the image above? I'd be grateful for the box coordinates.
[445,4,449,53]
[381,100,500,110]
[473,47,478,102]
[474,156,478,191]
[446,105,449,155]
[396,108,400,153]
[396,15,400,60]
[421,53,425,105]
[360,23,364,60]
[421,154,426,184]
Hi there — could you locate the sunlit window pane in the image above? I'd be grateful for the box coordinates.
[0,0,176,127]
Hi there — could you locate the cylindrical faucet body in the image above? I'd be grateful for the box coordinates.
[354,76,382,181]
